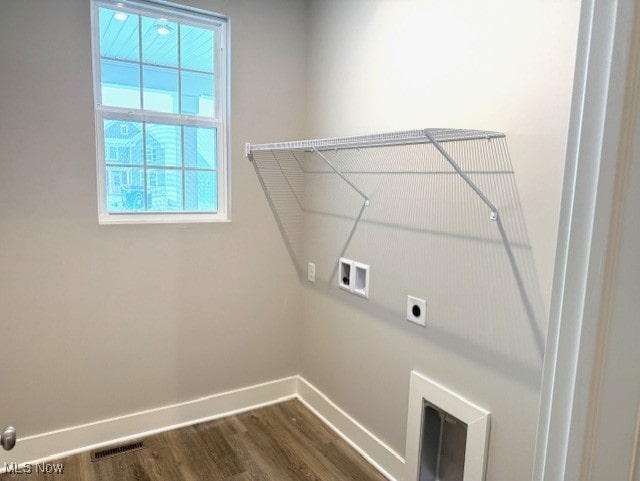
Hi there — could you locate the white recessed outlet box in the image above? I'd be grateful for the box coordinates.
[353,262,370,299]
[339,258,370,299]
[339,258,353,292]
[407,295,427,326]
[307,262,316,283]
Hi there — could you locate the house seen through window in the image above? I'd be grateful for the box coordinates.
[92,0,228,222]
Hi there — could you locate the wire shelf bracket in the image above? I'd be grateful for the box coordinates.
[311,147,369,205]
[423,131,499,221]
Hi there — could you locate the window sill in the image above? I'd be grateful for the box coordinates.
[98,213,230,225]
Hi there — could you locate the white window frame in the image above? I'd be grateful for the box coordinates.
[90,0,230,224]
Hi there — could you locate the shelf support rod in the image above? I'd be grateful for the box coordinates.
[424,131,499,220]
[247,149,303,278]
[311,147,370,205]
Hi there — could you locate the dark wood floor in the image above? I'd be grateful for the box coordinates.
[1,400,388,481]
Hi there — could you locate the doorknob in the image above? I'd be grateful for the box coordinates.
[1,426,16,451]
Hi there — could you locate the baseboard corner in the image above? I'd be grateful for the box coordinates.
[295,375,405,481]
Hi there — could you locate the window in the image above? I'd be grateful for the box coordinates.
[91,0,228,223]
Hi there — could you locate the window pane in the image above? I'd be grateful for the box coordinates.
[181,71,214,117]
[142,65,178,113]
[147,169,182,211]
[99,7,139,62]
[141,16,178,67]
[180,24,214,73]
[103,120,143,165]
[101,59,141,109]
[145,123,181,167]
[106,167,144,212]
[184,126,216,169]
[185,171,217,212]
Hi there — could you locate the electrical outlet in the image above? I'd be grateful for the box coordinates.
[407,296,427,327]
[307,262,316,283]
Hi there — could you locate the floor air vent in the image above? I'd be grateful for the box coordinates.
[91,440,145,462]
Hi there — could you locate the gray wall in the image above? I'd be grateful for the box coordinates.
[301,1,580,480]
[0,1,582,480]
[0,0,307,437]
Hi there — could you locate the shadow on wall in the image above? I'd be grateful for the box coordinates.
[250,135,546,389]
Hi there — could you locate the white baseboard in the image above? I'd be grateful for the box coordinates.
[1,375,406,481]
[296,376,405,481]
[0,376,298,471]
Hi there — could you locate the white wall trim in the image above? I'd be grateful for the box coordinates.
[1,376,404,481]
[296,376,405,481]
[0,376,298,472]
[533,0,639,480]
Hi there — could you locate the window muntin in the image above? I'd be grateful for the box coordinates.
[92,0,228,223]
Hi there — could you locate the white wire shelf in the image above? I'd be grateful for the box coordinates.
[246,128,505,154]
[247,128,503,221]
